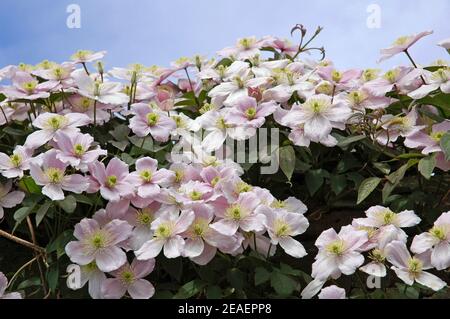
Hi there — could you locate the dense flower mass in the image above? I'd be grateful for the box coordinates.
[0,25,449,299]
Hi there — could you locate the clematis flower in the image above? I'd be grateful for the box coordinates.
[29,150,89,200]
[375,108,425,146]
[217,37,263,60]
[404,120,450,171]
[385,240,446,291]
[0,71,57,100]
[0,272,22,299]
[0,102,30,125]
[317,66,362,90]
[311,225,368,281]
[210,192,264,236]
[24,112,91,149]
[127,157,174,199]
[129,103,176,142]
[408,68,450,99]
[225,96,277,128]
[66,94,112,124]
[364,67,418,97]
[135,210,195,259]
[411,211,450,270]
[353,206,421,237]
[88,158,134,202]
[336,88,391,111]
[72,70,129,105]
[0,180,25,219]
[54,131,107,172]
[102,258,155,299]
[259,206,309,258]
[0,145,32,178]
[65,218,132,272]
[279,94,351,143]
[68,262,107,299]
[318,285,346,299]
[71,50,107,63]
[174,180,216,206]
[123,202,162,251]
[32,62,75,89]
[378,31,433,62]
[182,204,241,265]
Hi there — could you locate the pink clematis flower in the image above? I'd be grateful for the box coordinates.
[210,192,264,236]
[68,262,107,299]
[127,157,174,199]
[102,258,155,299]
[0,272,22,299]
[129,103,176,142]
[72,70,129,106]
[378,31,433,62]
[88,158,134,202]
[311,225,368,281]
[404,120,450,171]
[29,150,89,201]
[317,66,362,90]
[24,112,91,149]
[55,131,107,172]
[225,96,277,128]
[32,62,75,89]
[0,181,25,219]
[364,67,418,97]
[65,218,132,272]
[181,204,241,265]
[318,285,346,299]
[217,36,263,60]
[0,145,33,178]
[354,206,421,237]
[411,211,450,270]
[408,68,450,99]
[259,206,309,258]
[174,180,216,206]
[71,50,107,63]
[0,71,57,100]
[66,94,112,124]
[279,94,351,144]
[135,210,195,259]
[385,240,446,291]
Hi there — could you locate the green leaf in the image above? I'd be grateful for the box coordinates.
[18,176,41,194]
[173,280,205,299]
[57,195,77,213]
[357,177,381,204]
[2,126,28,136]
[46,230,74,258]
[110,140,129,151]
[17,277,41,290]
[14,207,32,223]
[128,135,154,152]
[373,162,391,175]
[270,272,296,296]
[441,132,450,161]
[305,169,328,195]
[336,135,366,148]
[206,285,222,299]
[330,175,347,195]
[254,267,271,286]
[35,201,52,226]
[109,124,130,141]
[227,268,246,290]
[279,146,295,181]
[47,264,59,292]
[418,154,436,180]
[73,194,93,206]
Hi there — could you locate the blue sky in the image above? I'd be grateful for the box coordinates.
[0,0,449,71]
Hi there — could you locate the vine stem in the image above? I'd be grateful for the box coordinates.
[6,256,38,289]
[184,68,200,107]
[26,216,48,295]
[404,50,426,84]
[0,229,45,253]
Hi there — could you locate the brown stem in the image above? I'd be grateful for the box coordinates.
[26,216,48,295]
[0,229,46,254]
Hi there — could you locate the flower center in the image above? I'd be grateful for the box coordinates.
[216,117,229,129]
[45,115,67,130]
[146,113,159,127]
[331,70,342,82]
[89,231,107,249]
[210,176,220,187]
[429,226,446,241]
[9,154,22,167]
[22,81,37,93]
[120,270,135,285]
[363,69,379,82]
[369,248,385,263]
[431,131,445,142]
[106,175,117,188]
[189,190,203,201]
[73,50,92,61]
[383,69,399,83]
[239,38,254,49]
[274,219,291,237]
[190,219,209,238]
[236,181,252,194]
[393,36,409,46]
[139,169,153,182]
[271,200,286,209]
[81,98,92,110]
[326,240,345,255]
[136,209,153,226]
[433,69,448,82]
[245,107,257,119]
[226,205,244,221]
[155,223,173,238]
[174,170,184,183]
[408,257,423,274]
[45,167,64,183]
[73,143,85,156]
[381,209,396,225]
